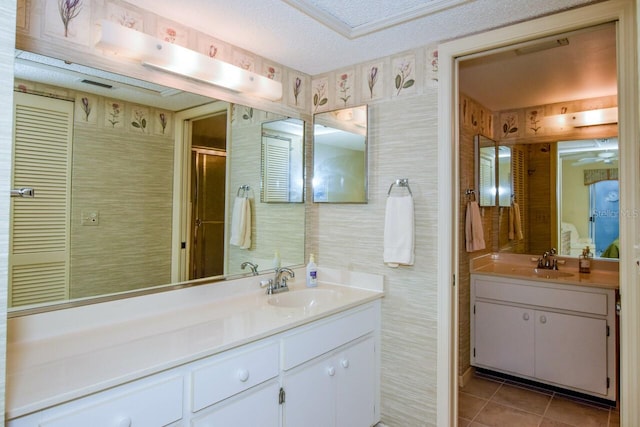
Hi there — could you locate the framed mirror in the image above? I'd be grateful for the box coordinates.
[9,50,306,312]
[312,105,368,203]
[474,134,497,207]
[261,118,305,203]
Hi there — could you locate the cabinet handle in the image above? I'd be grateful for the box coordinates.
[114,416,132,427]
[341,359,350,369]
[327,366,336,376]
[522,313,530,321]
[237,368,250,382]
[540,315,547,324]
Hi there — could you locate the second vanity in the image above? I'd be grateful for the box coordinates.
[6,267,383,426]
[470,253,618,403]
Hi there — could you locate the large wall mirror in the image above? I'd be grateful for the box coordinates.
[496,137,619,259]
[9,50,306,312]
[312,105,368,203]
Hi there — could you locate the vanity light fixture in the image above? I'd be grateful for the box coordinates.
[545,107,618,128]
[95,20,282,101]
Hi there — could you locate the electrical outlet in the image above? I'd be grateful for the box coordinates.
[81,210,99,226]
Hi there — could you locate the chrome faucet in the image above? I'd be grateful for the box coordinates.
[241,261,259,276]
[261,267,294,295]
[537,248,558,270]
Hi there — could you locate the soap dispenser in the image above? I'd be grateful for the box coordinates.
[306,254,318,288]
[579,246,592,274]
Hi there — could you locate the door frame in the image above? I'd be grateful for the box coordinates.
[436,1,639,426]
[171,101,230,283]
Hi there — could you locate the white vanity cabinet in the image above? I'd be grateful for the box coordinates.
[281,303,380,427]
[471,274,616,401]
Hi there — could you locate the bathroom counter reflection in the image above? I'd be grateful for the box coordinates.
[313,105,368,203]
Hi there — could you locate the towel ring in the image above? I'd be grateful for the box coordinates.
[388,178,412,196]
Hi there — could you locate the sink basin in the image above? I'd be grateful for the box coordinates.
[267,288,342,310]
[532,268,574,278]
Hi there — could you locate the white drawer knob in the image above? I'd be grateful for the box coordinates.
[237,368,250,382]
[540,315,547,324]
[341,359,350,369]
[327,366,336,376]
[522,313,530,321]
[115,416,132,427]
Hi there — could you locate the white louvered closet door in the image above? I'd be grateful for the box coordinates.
[262,135,290,202]
[10,92,73,307]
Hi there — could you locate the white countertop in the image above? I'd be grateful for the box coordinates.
[5,267,384,419]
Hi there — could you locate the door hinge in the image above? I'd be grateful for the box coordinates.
[453,274,456,287]
[606,325,610,337]
[473,347,476,357]
[279,387,286,404]
[473,304,476,315]
[607,377,610,389]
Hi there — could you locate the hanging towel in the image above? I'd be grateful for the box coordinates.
[230,196,252,249]
[383,194,415,267]
[465,201,486,252]
[508,202,524,241]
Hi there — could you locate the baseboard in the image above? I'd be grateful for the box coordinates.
[459,366,475,387]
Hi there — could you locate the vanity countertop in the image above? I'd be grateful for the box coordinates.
[5,268,384,419]
[471,253,619,290]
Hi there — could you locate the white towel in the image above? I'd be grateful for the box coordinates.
[230,196,252,249]
[465,201,486,252]
[383,195,414,267]
[508,202,524,241]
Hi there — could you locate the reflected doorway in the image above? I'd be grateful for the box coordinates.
[189,112,227,279]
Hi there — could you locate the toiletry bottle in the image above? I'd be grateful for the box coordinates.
[306,254,318,287]
[273,250,281,270]
[579,246,591,274]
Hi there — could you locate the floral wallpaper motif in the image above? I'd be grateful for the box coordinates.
[335,70,354,108]
[312,77,329,112]
[526,108,544,135]
[233,52,255,72]
[263,63,282,81]
[289,74,305,109]
[130,106,149,133]
[107,2,143,30]
[427,48,438,82]
[501,112,520,138]
[44,0,91,44]
[105,100,123,129]
[361,62,383,101]
[157,19,188,46]
[154,110,172,136]
[197,35,229,62]
[392,54,416,97]
[75,94,97,124]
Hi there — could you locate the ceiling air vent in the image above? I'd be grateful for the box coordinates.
[80,79,113,89]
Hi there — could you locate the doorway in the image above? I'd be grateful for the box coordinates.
[188,112,228,280]
[436,2,639,426]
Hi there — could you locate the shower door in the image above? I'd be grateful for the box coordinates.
[590,179,619,256]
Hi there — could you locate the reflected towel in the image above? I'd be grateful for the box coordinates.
[230,196,252,249]
[465,201,486,252]
[383,195,415,267]
[508,202,524,241]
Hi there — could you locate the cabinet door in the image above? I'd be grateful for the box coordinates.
[474,301,535,377]
[282,353,335,427]
[535,311,608,395]
[191,381,279,427]
[336,337,375,427]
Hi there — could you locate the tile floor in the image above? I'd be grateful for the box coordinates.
[459,372,620,427]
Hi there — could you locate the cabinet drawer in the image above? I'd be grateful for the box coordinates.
[474,278,609,315]
[191,341,279,412]
[282,305,375,370]
[40,375,183,427]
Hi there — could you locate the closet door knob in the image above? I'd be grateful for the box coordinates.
[522,313,530,321]
[540,315,547,324]
[341,359,350,369]
[115,416,132,427]
[327,366,336,376]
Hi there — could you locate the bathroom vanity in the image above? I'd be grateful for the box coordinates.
[470,254,618,403]
[6,268,383,426]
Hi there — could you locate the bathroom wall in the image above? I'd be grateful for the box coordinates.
[0,0,17,416]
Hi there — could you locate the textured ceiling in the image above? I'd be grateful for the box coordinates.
[131,0,598,76]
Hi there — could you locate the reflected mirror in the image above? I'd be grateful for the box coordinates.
[474,134,497,207]
[261,118,305,203]
[313,105,367,203]
[9,50,306,311]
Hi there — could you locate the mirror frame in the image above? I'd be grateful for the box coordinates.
[312,104,368,204]
[474,134,498,207]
